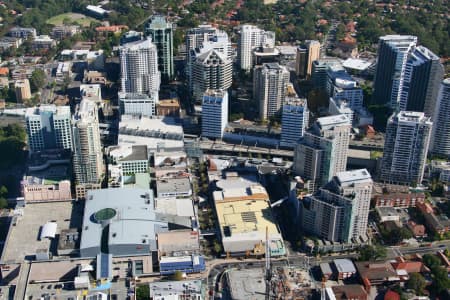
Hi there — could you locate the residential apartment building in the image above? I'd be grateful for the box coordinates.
[238,24,275,72]
[72,99,104,184]
[380,111,432,185]
[8,27,37,39]
[201,89,228,139]
[191,48,232,102]
[14,79,31,102]
[185,25,232,91]
[399,46,444,116]
[51,25,81,40]
[119,38,160,99]
[25,105,73,152]
[146,15,174,82]
[293,115,351,192]
[327,66,363,111]
[431,78,450,157]
[253,63,289,120]
[372,35,417,108]
[311,58,342,90]
[280,97,309,148]
[301,169,372,243]
[296,40,321,78]
[118,92,157,117]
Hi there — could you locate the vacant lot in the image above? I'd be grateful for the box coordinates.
[46,13,96,27]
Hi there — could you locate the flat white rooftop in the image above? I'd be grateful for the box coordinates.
[336,169,372,185]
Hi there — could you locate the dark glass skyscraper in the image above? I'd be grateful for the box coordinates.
[400,46,444,117]
[146,15,174,83]
[372,35,417,108]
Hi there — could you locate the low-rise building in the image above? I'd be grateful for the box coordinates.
[0,37,22,50]
[149,280,203,300]
[355,261,399,290]
[213,176,285,257]
[80,188,191,258]
[113,145,149,175]
[14,79,31,101]
[376,207,400,223]
[157,98,181,117]
[8,26,36,39]
[51,25,81,40]
[118,92,156,117]
[416,201,450,236]
[56,62,71,79]
[157,230,200,257]
[329,285,368,300]
[32,35,56,50]
[21,177,71,203]
[333,258,357,279]
[407,220,426,237]
[159,255,205,275]
[80,84,102,102]
[372,183,424,208]
[156,177,191,198]
[60,49,105,71]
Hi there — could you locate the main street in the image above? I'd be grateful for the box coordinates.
[205,240,450,299]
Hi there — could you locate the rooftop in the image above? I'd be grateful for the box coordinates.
[317,114,351,128]
[156,177,191,196]
[121,145,148,162]
[25,105,71,118]
[336,169,372,185]
[342,58,372,71]
[149,280,202,298]
[80,188,191,257]
[334,258,356,273]
[227,268,266,300]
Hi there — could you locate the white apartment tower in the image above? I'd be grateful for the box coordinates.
[431,78,450,157]
[380,111,432,185]
[120,38,160,99]
[192,49,232,102]
[254,63,290,120]
[201,89,228,139]
[72,99,104,184]
[25,105,72,153]
[186,25,232,92]
[238,24,275,72]
[293,115,351,192]
[301,169,372,243]
[280,97,309,148]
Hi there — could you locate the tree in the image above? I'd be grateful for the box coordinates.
[0,198,8,209]
[171,270,184,281]
[135,285,150,300]
[358,245,387,261]
[30,69,46,92]
[0,186,7,198]
[406,273,427,295]
[423,254,441,270]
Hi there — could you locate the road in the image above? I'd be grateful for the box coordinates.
[205,241,450,299]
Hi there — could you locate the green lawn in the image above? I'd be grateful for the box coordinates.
[46,13,96,27]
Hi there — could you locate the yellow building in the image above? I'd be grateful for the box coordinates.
[213,177,285,257]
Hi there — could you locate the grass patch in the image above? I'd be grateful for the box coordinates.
[46,13,96,27]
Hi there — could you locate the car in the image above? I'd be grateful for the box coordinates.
[439,245,447,248]
[47,285,52,289]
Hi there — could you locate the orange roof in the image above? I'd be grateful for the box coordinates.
[0,67,9,76]
[384,290,400,300]
[95,25,128,32]
[392,261,426,273]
